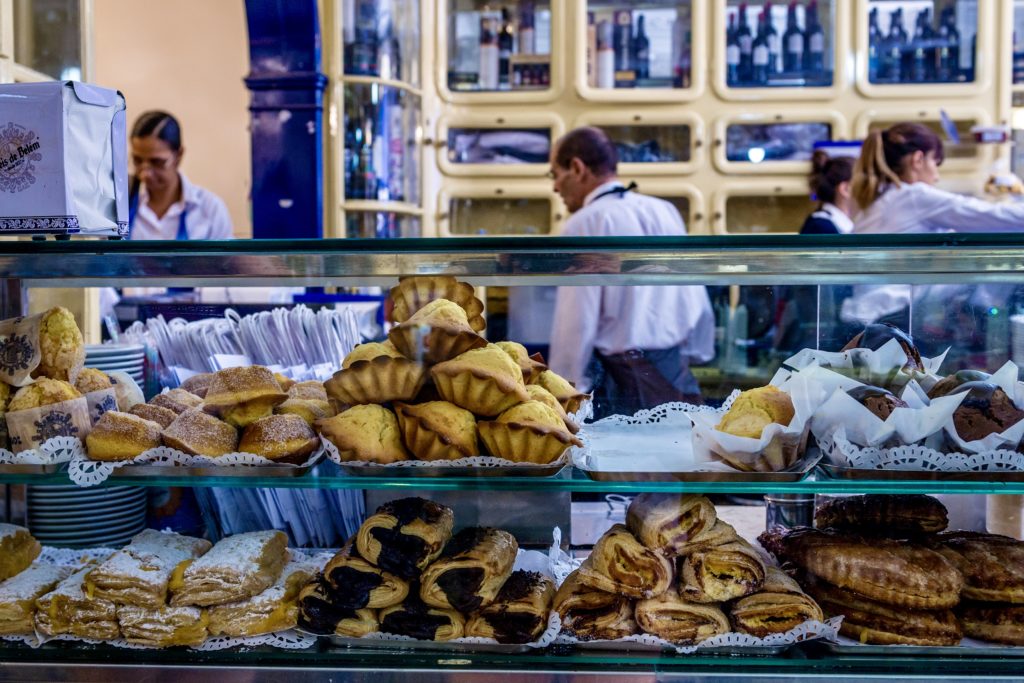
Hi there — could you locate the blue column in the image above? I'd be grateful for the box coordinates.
[244,0,327,239]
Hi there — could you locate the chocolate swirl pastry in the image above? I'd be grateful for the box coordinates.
[297,579,379,637]
[634,592,730,644]
[679,539,766,604]
[932,531,1024,604]
[464,570,555,644]
[323,538,409,609]
[553,569,638,641]
[419,527,518,613]
[958,601,1024,645]
[927,369,991,400]
[355,497,455,580]
[577,524,674,600]
[729,566,824,637]
[379,585,465,641]
[950,381,1024,442]
[814,495,949,537]
[841,322,923,372]
[846,385,908,421]
[625,494,718,555]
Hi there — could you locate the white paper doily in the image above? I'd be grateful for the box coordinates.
[820,430,1024,473]
[0,436,82,466]
[324,437,572,470]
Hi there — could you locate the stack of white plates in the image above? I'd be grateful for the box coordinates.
[85,344,145,387]
[27,485,147,548]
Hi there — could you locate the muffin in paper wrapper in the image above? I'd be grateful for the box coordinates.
[780,338,946,393]
[390,276,486,332]
[7,396,91,453]
[388,322,487,366]
[431,366,530,417]
[478,419,581,464]
[324,357,428,406]
[939,360,1024,455]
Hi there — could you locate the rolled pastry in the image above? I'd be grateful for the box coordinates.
[958,601,1024,645]
[35,566,120,641]
[171,530,289,607]
[379,588,466,641]
[729,566,824,637]
[0,564,73,635]
[323,537,409,609]
[465,570,555,644]
[420,527,518,613]
[356,497,455,580]
[625,493,718,554]
[675,519,741,557]
[577,524,673,599]
[208,558,318,637]
[297,579,380,637]
[679,539,766,603]
[553,569,638,641]
[814,494,949,537]
[933,531,1024,604]
[117,604,208,647]
[635,592,730,644]
[0,523,41,581]
[86,529,212,608]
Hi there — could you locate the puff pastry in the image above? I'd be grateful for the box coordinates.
[553,569,638,641]
[35,566,120,640]
[208,558,318,637]
[379,588,466,641]
[577,524,673,599]
[465,570,555,644]
[729,566,824,637]
[202,366,288,428]
[680,539,766,604]
[86,529,212,608]
[625,494,718,555]
[933,531,1024,604]
[814,495,948,537]
[0,524,41,581]
[297,579,380,637]
[117,604,208,647]
[323,537,409,609]
[171,530,289,607]
[0,564,73,635]
[420,527,518,613]
[356,497,455,580]
[635,592,730,644]
[958,601,1024,645]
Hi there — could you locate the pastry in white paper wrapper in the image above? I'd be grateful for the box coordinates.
[107,371,145,411]
[6,379,91,453]
[781,336,945,393]
[940,361,1024,455]
[0,308,86,387]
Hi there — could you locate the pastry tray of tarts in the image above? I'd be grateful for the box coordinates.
[816,461,1024,482]
[575,453,820,483]
[818,636,1024,657]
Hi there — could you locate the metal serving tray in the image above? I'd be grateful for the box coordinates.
[572,639,787,657]
[576,454,820,483]
[323,634,535,654]
[818,462,1024,482]
[821,636,1024,657]
[339,459,568,479]
[109,455,323,479]
[0,463,64,475]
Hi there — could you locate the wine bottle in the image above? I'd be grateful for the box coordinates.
[736,3,753,82]
[633,14,650,81]
[344,118,358,199]
[803,0,824,77]
[892,8,911,82]
[868,7,882,82]
[479,17,499,90]
[520,1,535,55]
[613,10,633,75]
[726,13,741,85]
[752,10,770,85]
[782,1,803,74]
[498,7,514,87]
[764,1,779,76]
[596,19,615,88]
[910,8,932,83]
[351,0,378,75]
[944,7,961,82]
[673,19,692,88]
[936,7,956,82]
[886,8,906,83]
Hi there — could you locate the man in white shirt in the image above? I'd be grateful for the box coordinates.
[547,127,714,418]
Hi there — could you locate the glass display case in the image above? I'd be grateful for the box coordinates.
[713,112,844,175]
[575,111,704,175]
[437,112,563,177]
[341,0,421,85]
[443,194,554,235]
[343,83,421,203]
[714,180,816,233]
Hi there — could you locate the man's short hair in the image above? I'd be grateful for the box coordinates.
[554,126,618,176]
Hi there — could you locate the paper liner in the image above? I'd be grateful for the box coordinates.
[390,276,487,332]
[0,312,44,387]
[107,371,145,411]
[394,404,479,461]
[939,360,1024,454]
[388,323,487,365]
[478,420,581,465]
[0,435,81,466]
[7,397,92,453]
[780,338,947,392]
[323,435,572,470]
[820,430,1024,473]
[430,367,530,417]
[83,388,119,426]
[324,357,427,405]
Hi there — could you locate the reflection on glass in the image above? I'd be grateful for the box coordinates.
[586,1,692,89]
[448,0,552,92]
[1015,1,1024,84]
[603,124,691,163]
[447,127,550,164]
[868,118,977,160]
[725,194,815,233]
[726,0,833,88]
[344,84,421,203]
[343,0,421,86]
[726,122,830,163]
[12,0,81,80]
[867,0,977,85]
[346,211,421,238]
[449,198,551,235]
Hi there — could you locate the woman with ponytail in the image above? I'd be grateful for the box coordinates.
[801,150,855,234]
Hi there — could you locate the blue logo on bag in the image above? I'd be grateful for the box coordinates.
[33,412,78,442]
[92,394,117,421]
[0,123,41,193]
[0,334,34,375]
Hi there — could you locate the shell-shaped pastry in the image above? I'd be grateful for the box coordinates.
[388,299,487,365]
[390,276,486,332]
[494,341,546,383]
[477,401,582,464]
[317,405,410,464]
[430,344,529,417]
[532,370,590,416]
[394,401,479,461]
[325,356,428,406]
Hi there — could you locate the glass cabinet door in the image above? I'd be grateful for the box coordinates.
[342,0,421,86]
[715,182,815,233]
[865,0,976,86]
[437,113,562,177]
[443,194,554,235]
[12,0,82,80]
[586,0,692,90]
[575,112,704,174]
[857,108,991,172]
[343,83,421,204]
[345,211,422,237]
[1014,0,1024,85]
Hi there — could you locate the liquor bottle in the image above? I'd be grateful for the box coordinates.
[764,1,779,76]
[1014,31,1024,84]
[891,8,911,82]
[867,7,882,82]
[726,13,741,85]
[613,10,633,75]
[910,8,933,83]
[386,91,405,201]
[782,1,803,74]
[885,8,907,83]
[736,3,754,83]
[519,1,536,55]
[357,118,377,200]
[937,7,959,82]
[478,17,499,90]
[377,14,399,81]
[596,19,615,88]
[351,0,378,75]
[752,10,770,85]
[498,7,514,87]
[803,0,824,77]
[344,118,358,199]
[586,11,596,87]
[673,19,692,88]
[633,14,650,81]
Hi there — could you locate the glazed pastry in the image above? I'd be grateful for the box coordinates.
[950,382,1024,441]
[85,411,162,461]
[420,527,518,612]
[170,530,289,607]
[679,539,766,604]
[814,495,948,537]
[927,369,991,399]
[532,370,589,415]
[577,524,673,600]
[841,322,923,373]
[524,384,578,433]
[33,306,85,383]
[0,564,73,635]
[297,579,380,637]
[625,494,717,555]
[478,401,583,464]
[394,401,480,461]
[128,403,177,429]
[86,529,212,609]
[933,531,1024,604]
[180,372,215,399]
[162,408,239,457]
[0,524,41,581]
[275,398,332,425]
[716,385,794,438]
[8,378,81,412]
[635,592,730,644]
[390,275,486,332]
[35,566,120,641]
[430,344,530,417]
[238,414,319,464]
[202,366,288,428]
[495,341,547,384]
[379,588,466,641]
[322,537,410,609]
[355,497,454,580]
[207,558,318,637]
[317,404,410,464]
[149,388,204,415]
[758,527,963,610]
[464,570,555,644]
[847,385,908,421]
[553,569,638,640]
[958,602,1024,645]
[325,341,428,406]
[674,519,741,558]
[117,604,208,647]
[288,381,328,402]
[74,367,113,394]
[729,566,824,637]
[388,299,487,365]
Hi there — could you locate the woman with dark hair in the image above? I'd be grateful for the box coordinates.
[800,150,855,234]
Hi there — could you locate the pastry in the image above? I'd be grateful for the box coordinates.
[532,370,589,415]
[0,524,41,581]
[635,592,730,644]
[958,601,1024,645]
[170,530,289,607]
[8,378,80,411]
[553,569,638,641]
[758,527,963,610]
[117,604,208,647]
[841,322,923,373]
[390,275,486,332]
[933,531,1024,604]
[464,570,555,644]
[325,341,428,407]
[715,385,795,438]
[394,401,480,461]
[238,414,319,464]
[928,369,992,399]
[478,401,583,464]
[847,385,908,420]
[430,344,530,417]
[420,527,518,613]
[208,558,318,637]
[679,539,766,603]
[202,366,288,428]
[495,341,547,384]
[180,372,215,398]
[149,388,204,415]
[625,493,717,555]
[85,411,162,461]
[74,367,113,394]
[577,524,673,599]
[162,408,239,457]
[297,578,380,637]
[379,588,466,641]
[729,566,824,637]
[524,384,579,433]
[388,299,487,365]
[950,382,1024,441]
[814,495,948,537]
[275,398,332,425]
[35,566,120,640]
[317,404,410,464]
[288,381,328,402]
[86,529,212,609]
[322,537,409,609]
[674,519,741,557]
[0,564,73,635]
[273,373,295,392]
[33,306,85,383]
[128,403,177,429]
[356,497,454,580]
